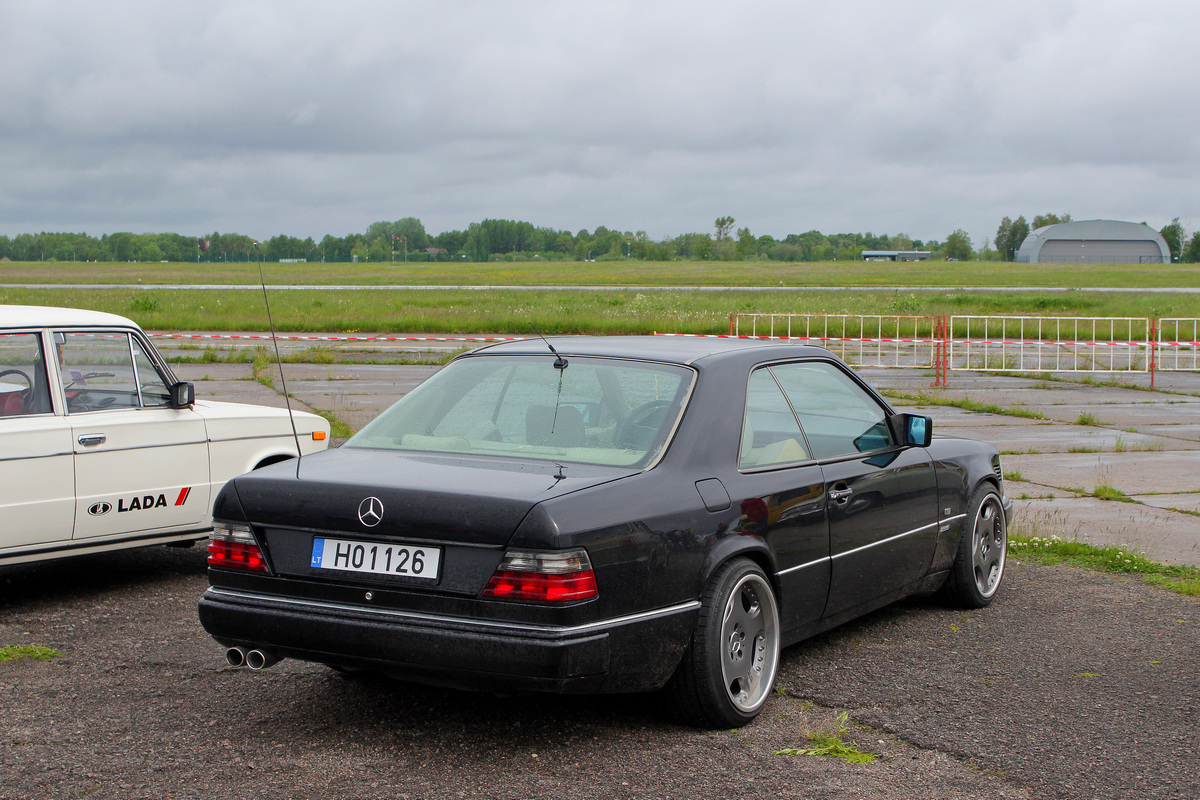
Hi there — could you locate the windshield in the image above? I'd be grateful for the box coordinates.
[346,354,694,468]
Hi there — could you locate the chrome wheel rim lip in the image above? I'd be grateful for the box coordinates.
[972,494,1007,598]
[719,572,780,713]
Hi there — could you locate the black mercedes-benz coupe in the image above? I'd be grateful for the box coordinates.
[199,336,1011,727]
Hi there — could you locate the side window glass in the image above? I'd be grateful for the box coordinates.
[769,362,894,459]
[133,339,171,407]
[0,333,52,416]
[739,368,809,469]
[57,331,139,413]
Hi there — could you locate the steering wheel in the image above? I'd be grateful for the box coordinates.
[614,400,673,450]
[0,368,34,408]
[0,368,32,387]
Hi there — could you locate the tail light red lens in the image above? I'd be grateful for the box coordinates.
[482,549,598,602]
[208,522,268,573]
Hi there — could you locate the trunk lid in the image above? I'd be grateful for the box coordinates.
[231,447,636,546]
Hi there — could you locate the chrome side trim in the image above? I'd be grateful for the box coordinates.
[779,515,964,573]
[776,556,830,577]
[205,433,306,445]
[832,520,940,560]
[205,587,700,637]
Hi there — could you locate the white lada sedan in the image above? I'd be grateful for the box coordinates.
[0,305,330,566]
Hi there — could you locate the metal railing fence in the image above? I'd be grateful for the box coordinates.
[725,313,1200,386]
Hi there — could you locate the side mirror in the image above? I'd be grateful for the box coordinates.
[888,413,932,447]
[169,381,194,409]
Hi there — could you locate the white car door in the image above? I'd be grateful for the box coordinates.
[59,329,212,540]
[0,330,75,551]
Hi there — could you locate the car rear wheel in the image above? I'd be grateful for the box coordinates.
[943,484,1007,608]
[664,557,780,728]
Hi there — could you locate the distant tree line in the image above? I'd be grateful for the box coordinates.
[2,213,1197,264]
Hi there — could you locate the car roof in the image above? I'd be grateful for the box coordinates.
[469,335,833,365]
[1,305,139,330]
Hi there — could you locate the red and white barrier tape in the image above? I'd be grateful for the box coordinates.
[149,333,529,343]
[146,331,1200,349]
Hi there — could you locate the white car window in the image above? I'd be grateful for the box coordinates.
[133,338,172,407]
[0,332,52,416]
[58,331,140,412]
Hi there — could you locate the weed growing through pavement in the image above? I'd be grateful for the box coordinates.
[880,390,1046,420]
[166,344,464,368]
[1091,483,1134,502]
[0,645,60,662]
[1009,531,1200,596]
[315,410,355,439]
[775,710,878,764]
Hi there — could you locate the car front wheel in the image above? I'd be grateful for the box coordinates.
[664,557,781,728]
[943,484,1007,608]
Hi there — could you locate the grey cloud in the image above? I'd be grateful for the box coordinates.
[2,0,1198,243]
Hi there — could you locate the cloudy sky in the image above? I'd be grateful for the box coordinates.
[3,0,1197,246]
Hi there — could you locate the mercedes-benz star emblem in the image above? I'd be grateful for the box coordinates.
[357,496,384,527]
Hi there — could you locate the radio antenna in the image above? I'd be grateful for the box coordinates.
[527,323,567,370]
[256,245,303,477]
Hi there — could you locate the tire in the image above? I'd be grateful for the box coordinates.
[664,558,781,728]
[943,484,1007,608]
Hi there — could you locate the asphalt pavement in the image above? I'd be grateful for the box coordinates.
[1,343,1197,799]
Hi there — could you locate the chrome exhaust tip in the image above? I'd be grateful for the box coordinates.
[245,648,282,671]
[224,647,247,667]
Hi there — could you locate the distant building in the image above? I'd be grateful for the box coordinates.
[1014,220,1171,264]
[861,250,931,261]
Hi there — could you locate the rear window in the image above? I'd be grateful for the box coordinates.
[347,355,694,468]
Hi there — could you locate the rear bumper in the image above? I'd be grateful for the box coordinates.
[198,587,697,693]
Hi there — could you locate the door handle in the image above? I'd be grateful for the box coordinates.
[78,434,107,446]
[829,485,853,504]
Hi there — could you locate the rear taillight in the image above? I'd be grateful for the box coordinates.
[208,522,268,573]
[482,549,598,602]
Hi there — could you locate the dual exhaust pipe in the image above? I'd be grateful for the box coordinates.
[224,646,282,671]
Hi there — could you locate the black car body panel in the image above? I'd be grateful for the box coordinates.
[200,337,1012,701]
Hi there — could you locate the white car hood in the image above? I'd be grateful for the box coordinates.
[192,399,328,438]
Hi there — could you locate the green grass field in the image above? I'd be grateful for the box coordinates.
[3,258,1200,288]
[2,260,1197,334]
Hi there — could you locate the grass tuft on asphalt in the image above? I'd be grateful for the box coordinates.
[1009,533,1200,596]
[0,645,60,662]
